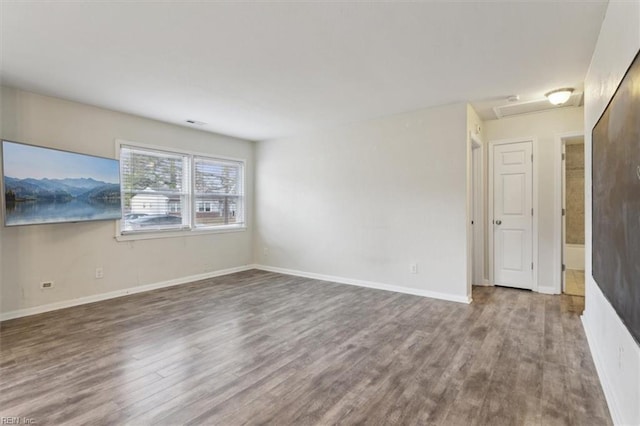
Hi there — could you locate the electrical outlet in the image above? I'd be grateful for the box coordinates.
[95,267,104,279]
[410,263,418,274]
[40,281,54,289]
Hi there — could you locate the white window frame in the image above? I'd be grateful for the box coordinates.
[115,139,247,241]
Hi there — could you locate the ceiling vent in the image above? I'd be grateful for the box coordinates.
[186,120,207,126]
[493,92,583,119]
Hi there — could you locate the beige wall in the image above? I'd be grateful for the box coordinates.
[0,87,255,316]
[582,1,640,424]
[565,143,585,245]
[484,106,584,292]
[254,103,470,301]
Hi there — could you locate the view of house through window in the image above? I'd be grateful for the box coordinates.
[119,144,244,234]
[194,156,243,228]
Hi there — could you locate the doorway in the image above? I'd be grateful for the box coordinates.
[561,136,585,296]
[489,138,537,291]
[470,134,483,287]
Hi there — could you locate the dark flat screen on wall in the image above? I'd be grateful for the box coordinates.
[2,140,121,226]
[592,49,640,344]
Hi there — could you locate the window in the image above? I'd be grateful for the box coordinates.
[197,201,213,212]
[194,156,244,227]
[119,143,245,235]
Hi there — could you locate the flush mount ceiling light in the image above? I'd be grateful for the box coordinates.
[545,88,574,105]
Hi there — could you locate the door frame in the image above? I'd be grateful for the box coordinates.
[562,142,567,293]
[488,137,539,291]
[554,131,585,294]
[470,132,484,287]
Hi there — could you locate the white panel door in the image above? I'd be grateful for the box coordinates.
[493,141,533,290]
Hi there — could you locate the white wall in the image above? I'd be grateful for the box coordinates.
[564,244,585,271]
[254,103,470,302]
[0,87,255,317]
[582,2,640,424]
[484,107,584,293]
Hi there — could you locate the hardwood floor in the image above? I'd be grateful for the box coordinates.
[564,269,586,297]
[0,270,611,425]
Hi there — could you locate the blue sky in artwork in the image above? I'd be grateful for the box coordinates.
[2,141,119,183]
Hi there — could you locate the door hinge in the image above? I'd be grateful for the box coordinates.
[531,208,534,216]
[562,264,566,272]
[531,262,534,270]
[562,208,566,216]
[531,154,533,162]
[562,153,566,161]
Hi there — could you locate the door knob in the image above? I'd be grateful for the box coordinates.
[495,220,502,225]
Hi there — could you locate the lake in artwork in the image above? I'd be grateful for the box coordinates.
[4,198,122,225]
[2,141,121,226]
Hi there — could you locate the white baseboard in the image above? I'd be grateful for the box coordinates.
[581,315,624,426]
[0,265,254,322]
[253,264,471,304]
[537,285,559,295]
[1,263,471,322]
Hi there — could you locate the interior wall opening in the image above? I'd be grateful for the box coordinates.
[562,136,586,297]
[471,135,484,287]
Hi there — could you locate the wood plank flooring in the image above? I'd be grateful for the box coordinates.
[0,270,611,425]
[565,270,586,297]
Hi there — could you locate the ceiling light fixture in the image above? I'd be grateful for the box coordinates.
[545,88,574,105]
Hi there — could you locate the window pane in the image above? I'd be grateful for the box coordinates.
[194,158,242,195]
[121,146,185,193]
[121,195,186,232]
[120,146,188,233]
[194,157,244,228]
[194,195,243,227]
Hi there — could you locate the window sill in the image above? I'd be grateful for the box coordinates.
[115,225,247,242]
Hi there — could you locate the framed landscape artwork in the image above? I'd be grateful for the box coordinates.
[2,140,121,226]
[592,49,640,344]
